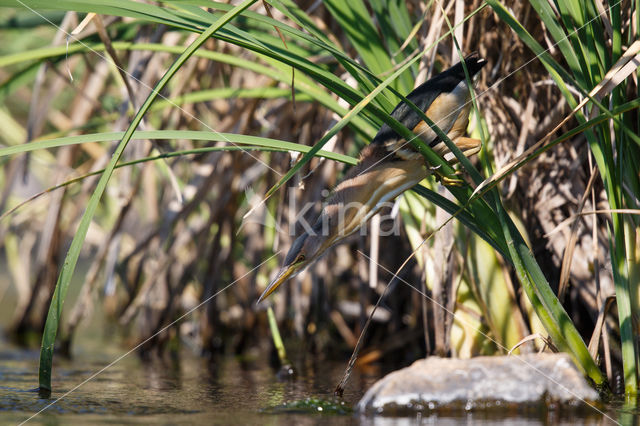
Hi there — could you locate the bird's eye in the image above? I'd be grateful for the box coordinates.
[295,255,305,263]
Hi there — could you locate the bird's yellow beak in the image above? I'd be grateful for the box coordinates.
[257,263,299,303]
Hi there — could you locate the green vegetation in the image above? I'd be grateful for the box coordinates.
[0,0,637,397]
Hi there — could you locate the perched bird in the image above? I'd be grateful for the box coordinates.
[258,54,487,303]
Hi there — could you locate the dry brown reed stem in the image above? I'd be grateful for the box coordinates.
[0,1,630,381]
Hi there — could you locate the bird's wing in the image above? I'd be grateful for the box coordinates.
[371,73,464,149]
[371,54,487,153]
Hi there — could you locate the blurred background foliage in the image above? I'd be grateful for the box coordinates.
[0,0,637,395]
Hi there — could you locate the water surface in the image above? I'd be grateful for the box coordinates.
[0,338,636,425]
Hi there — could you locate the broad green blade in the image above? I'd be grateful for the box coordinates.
[37,0,258,392]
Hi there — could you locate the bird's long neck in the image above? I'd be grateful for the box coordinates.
[321,145,428,243]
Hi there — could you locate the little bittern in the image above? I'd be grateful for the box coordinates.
[258,54,487,303]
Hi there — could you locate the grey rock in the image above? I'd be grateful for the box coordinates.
[357,353,600,414]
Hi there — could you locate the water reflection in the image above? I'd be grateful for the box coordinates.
[0,342,636,425]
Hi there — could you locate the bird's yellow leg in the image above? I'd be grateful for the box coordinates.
[431,137,482,186]
[431,166,465,186]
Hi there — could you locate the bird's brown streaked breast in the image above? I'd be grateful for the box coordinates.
[325,158,428,244]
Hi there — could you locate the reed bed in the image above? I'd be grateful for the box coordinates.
[0,0,637,396]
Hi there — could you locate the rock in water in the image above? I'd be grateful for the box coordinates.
[357,353,599,415]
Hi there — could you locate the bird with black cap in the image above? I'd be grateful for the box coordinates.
[258,54,487,303]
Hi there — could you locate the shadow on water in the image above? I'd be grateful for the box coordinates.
[0,338,369,425]
[0,338,637,425]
